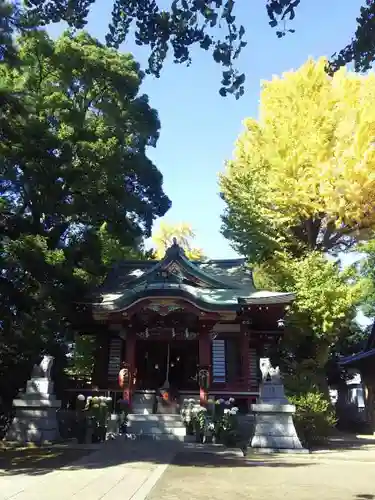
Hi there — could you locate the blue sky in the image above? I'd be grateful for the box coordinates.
[48,0,365,259]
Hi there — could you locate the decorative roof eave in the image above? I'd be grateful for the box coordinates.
[93,286,240,313]
[91,284,295,316]
[119,239,242,290]
[339,348,375,366]
[238,292,296,305]
[174,252,244,290]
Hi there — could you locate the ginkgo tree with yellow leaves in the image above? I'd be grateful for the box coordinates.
[220,57,375,262]
[220,58,368,386]
[151,222,205,261]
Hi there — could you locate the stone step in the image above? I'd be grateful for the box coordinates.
[127,413,187,442]
[127,433,195,442]
[128,418,184,428]
[128,414,182,422]
[128,425,186,436]
[131,407,154,415]
[128,422,185,432]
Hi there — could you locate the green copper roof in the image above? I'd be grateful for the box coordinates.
[93,240,295,312]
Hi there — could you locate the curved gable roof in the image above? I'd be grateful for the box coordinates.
[90,240,295,311]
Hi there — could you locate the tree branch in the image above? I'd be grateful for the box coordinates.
[321,220,336,250]
[305,217,321,249]
[47,221,70,249]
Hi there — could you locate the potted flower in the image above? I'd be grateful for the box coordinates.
[83,396,110,442]
[204,420,215,443]
[211,398,240,445]
[97,396,110,441]
[220,406,240,446]
[180,398,196,435]
[192,405,207,443]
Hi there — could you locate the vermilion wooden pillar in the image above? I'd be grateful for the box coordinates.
[241,329,251,411]
[125,331,136,408]
[198,328,211,405]
[241,330,250,389]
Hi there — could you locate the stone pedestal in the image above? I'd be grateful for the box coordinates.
[250,403,306,453]
[251,358,307,453]
[6,356,61,443]
[259,382,289,403]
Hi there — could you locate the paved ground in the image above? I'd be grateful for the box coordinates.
[1,439,375,500]
[0,439,177,500]
[147,446,375,500]
[0,446,93,474]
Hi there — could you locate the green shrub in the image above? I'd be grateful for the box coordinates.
[289,391,337,449]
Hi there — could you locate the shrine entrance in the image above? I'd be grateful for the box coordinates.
[135,339,199,392]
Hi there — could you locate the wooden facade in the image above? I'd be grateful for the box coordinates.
[75,240,295,408]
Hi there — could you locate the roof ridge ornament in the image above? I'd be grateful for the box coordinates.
[165,237,186,258]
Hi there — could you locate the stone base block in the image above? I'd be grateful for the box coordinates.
[7,426,59,443]
[12,396,60,407]
[250,403,306,452]
[6,400,61,443]
[251,447,309,454]
[251,434,303,449]
[6,421,60,443]
[12,407,60,419]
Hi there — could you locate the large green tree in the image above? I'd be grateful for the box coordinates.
[254,251,361,387]
[4,1,375,97]
[0,1,18,65]
[65,222,154,381]
[0,29,170,422]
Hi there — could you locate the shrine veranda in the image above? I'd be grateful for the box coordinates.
[70,240,295,411]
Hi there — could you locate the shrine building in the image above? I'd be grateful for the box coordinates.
[75,239,295,409]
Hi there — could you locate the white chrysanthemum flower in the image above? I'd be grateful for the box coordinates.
[106,397,112,403]
[229,397,235,403]
[77,394,85,401]
[230,407,239,415]
[225,400,231,406]
[223,408,230,415]
[86,396,92,401]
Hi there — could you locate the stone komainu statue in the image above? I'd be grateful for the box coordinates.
[259,357,281,383]
[31,355,54,379]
